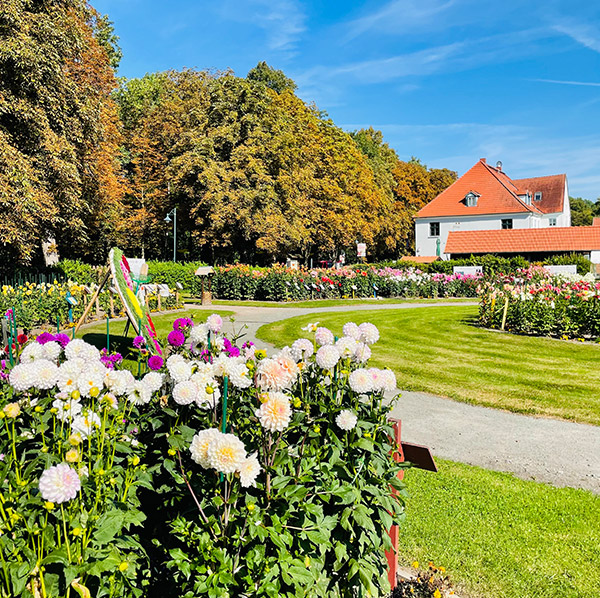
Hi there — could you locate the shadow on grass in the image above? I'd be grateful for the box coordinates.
[82,332,135,360]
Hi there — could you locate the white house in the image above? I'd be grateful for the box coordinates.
[415,158,570,259]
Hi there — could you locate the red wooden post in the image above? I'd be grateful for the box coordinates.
[386,418,404,590]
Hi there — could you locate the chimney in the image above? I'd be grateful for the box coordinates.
[496,160,502,171]
[480,158,486,164]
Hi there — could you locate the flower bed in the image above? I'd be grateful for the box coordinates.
[477,267,600,339]
[0,314,405,597]
[0,280,181,332]
[212,265,482,301]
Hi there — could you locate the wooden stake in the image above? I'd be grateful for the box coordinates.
[74,269,110,335]
[501,296,509,331]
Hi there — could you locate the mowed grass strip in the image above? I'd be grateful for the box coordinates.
[78,309,233,371]
[187,297,476,309]
[256,306,600,425]
[399,459,600,598]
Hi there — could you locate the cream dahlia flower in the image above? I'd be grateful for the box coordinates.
[39,464,81,504]
[238,453,261,487]
[336,410,358,431]
[190,428,221,468]
[207,433,247,474]
[315,345,340,370]
[255,392,292,432]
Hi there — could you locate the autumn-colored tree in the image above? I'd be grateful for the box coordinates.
[0,0,124,269]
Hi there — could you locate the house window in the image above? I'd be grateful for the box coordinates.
[501,219,513,230]
[534,192,542,201]
[429,222,440,237]
[465,192,478,207]
[549,217,557,226]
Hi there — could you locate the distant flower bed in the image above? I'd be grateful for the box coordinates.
[0,280,181,332]
[212,264,482,301]
[0,314,405,597]
[477,266,600,339]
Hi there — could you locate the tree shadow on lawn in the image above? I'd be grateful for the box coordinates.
[82,332,136,363]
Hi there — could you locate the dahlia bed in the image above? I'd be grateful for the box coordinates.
[0,312,405,597]
[477,267,600,339]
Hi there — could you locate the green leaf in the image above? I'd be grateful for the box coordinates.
[288,565,313,587]
[93,509,126,544]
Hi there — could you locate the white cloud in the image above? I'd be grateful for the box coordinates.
[531,78,600,87]
[219,0,306,55]
[553,22,600,54]
[345,0,457,39]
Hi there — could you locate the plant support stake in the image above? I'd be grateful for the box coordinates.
[220,376,229,482]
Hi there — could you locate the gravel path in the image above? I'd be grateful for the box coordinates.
[192,302,600,494]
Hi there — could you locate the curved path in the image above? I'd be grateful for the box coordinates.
[192,302,600,494]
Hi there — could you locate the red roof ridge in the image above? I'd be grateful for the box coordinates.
[480,160,542,214]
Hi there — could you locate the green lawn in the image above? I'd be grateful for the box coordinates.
[78,309,233,371]
[257,306,600,425]
[399,459,600,598]
[184,297,476,309]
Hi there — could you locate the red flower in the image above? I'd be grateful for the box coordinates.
[17,334,28,344]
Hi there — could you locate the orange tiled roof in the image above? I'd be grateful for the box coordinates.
[513,174,566,214]
[416,159,565,218]
[399,256,441,263]
[445,226,600,255]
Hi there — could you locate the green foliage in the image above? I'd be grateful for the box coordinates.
[247,61,297,93]
[569,196,599,226]
[0,0,124,266]
[540,253,591,275]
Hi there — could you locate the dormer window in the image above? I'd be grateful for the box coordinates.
[465,192,479,207]
[534,191,542,201]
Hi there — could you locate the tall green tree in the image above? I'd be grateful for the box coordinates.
[570,197,599,226]
[0,0,124,268]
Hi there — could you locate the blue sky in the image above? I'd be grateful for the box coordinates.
[94,0,600,199]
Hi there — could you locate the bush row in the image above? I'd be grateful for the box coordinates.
[372,253,592,276]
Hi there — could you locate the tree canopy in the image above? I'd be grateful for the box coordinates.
[0,0,124,268]
[2,0,458,270]
[570,197,600,226]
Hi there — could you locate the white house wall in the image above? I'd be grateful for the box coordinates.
[415,213,533,258]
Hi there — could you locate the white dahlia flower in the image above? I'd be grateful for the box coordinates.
[290,338,313,361]
[76,371,105,397]
[142,372,164,394]
[34,360,59,390]
[301,322,319,333]
[336,336,358,359]
[105,370,135,396]
[127,380,153,405]
[354,343,372,363]
[336,410,358,431]
[168,360,193,383]
[190,428,221,468]
[71,412,101,439]
[315,327,335,346]
[189,323,208,344]
[9,363,36,392]
[39,464,81,504]
[207,433,247,474]
[315,345,340,370]
[238,453,261,488]
[255,392,292,432]
[173,381,198,405]
[20,343,45,363]
[379,369,397,393]
[359,322,379,345]
[342,322,361,341]
[206,314,223,333]
[228,363,252,389]
[43,341,62,362]
[348,369,373,394]
[257,358,290,391]
[196,381,220,409]
[52,398,82,422]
